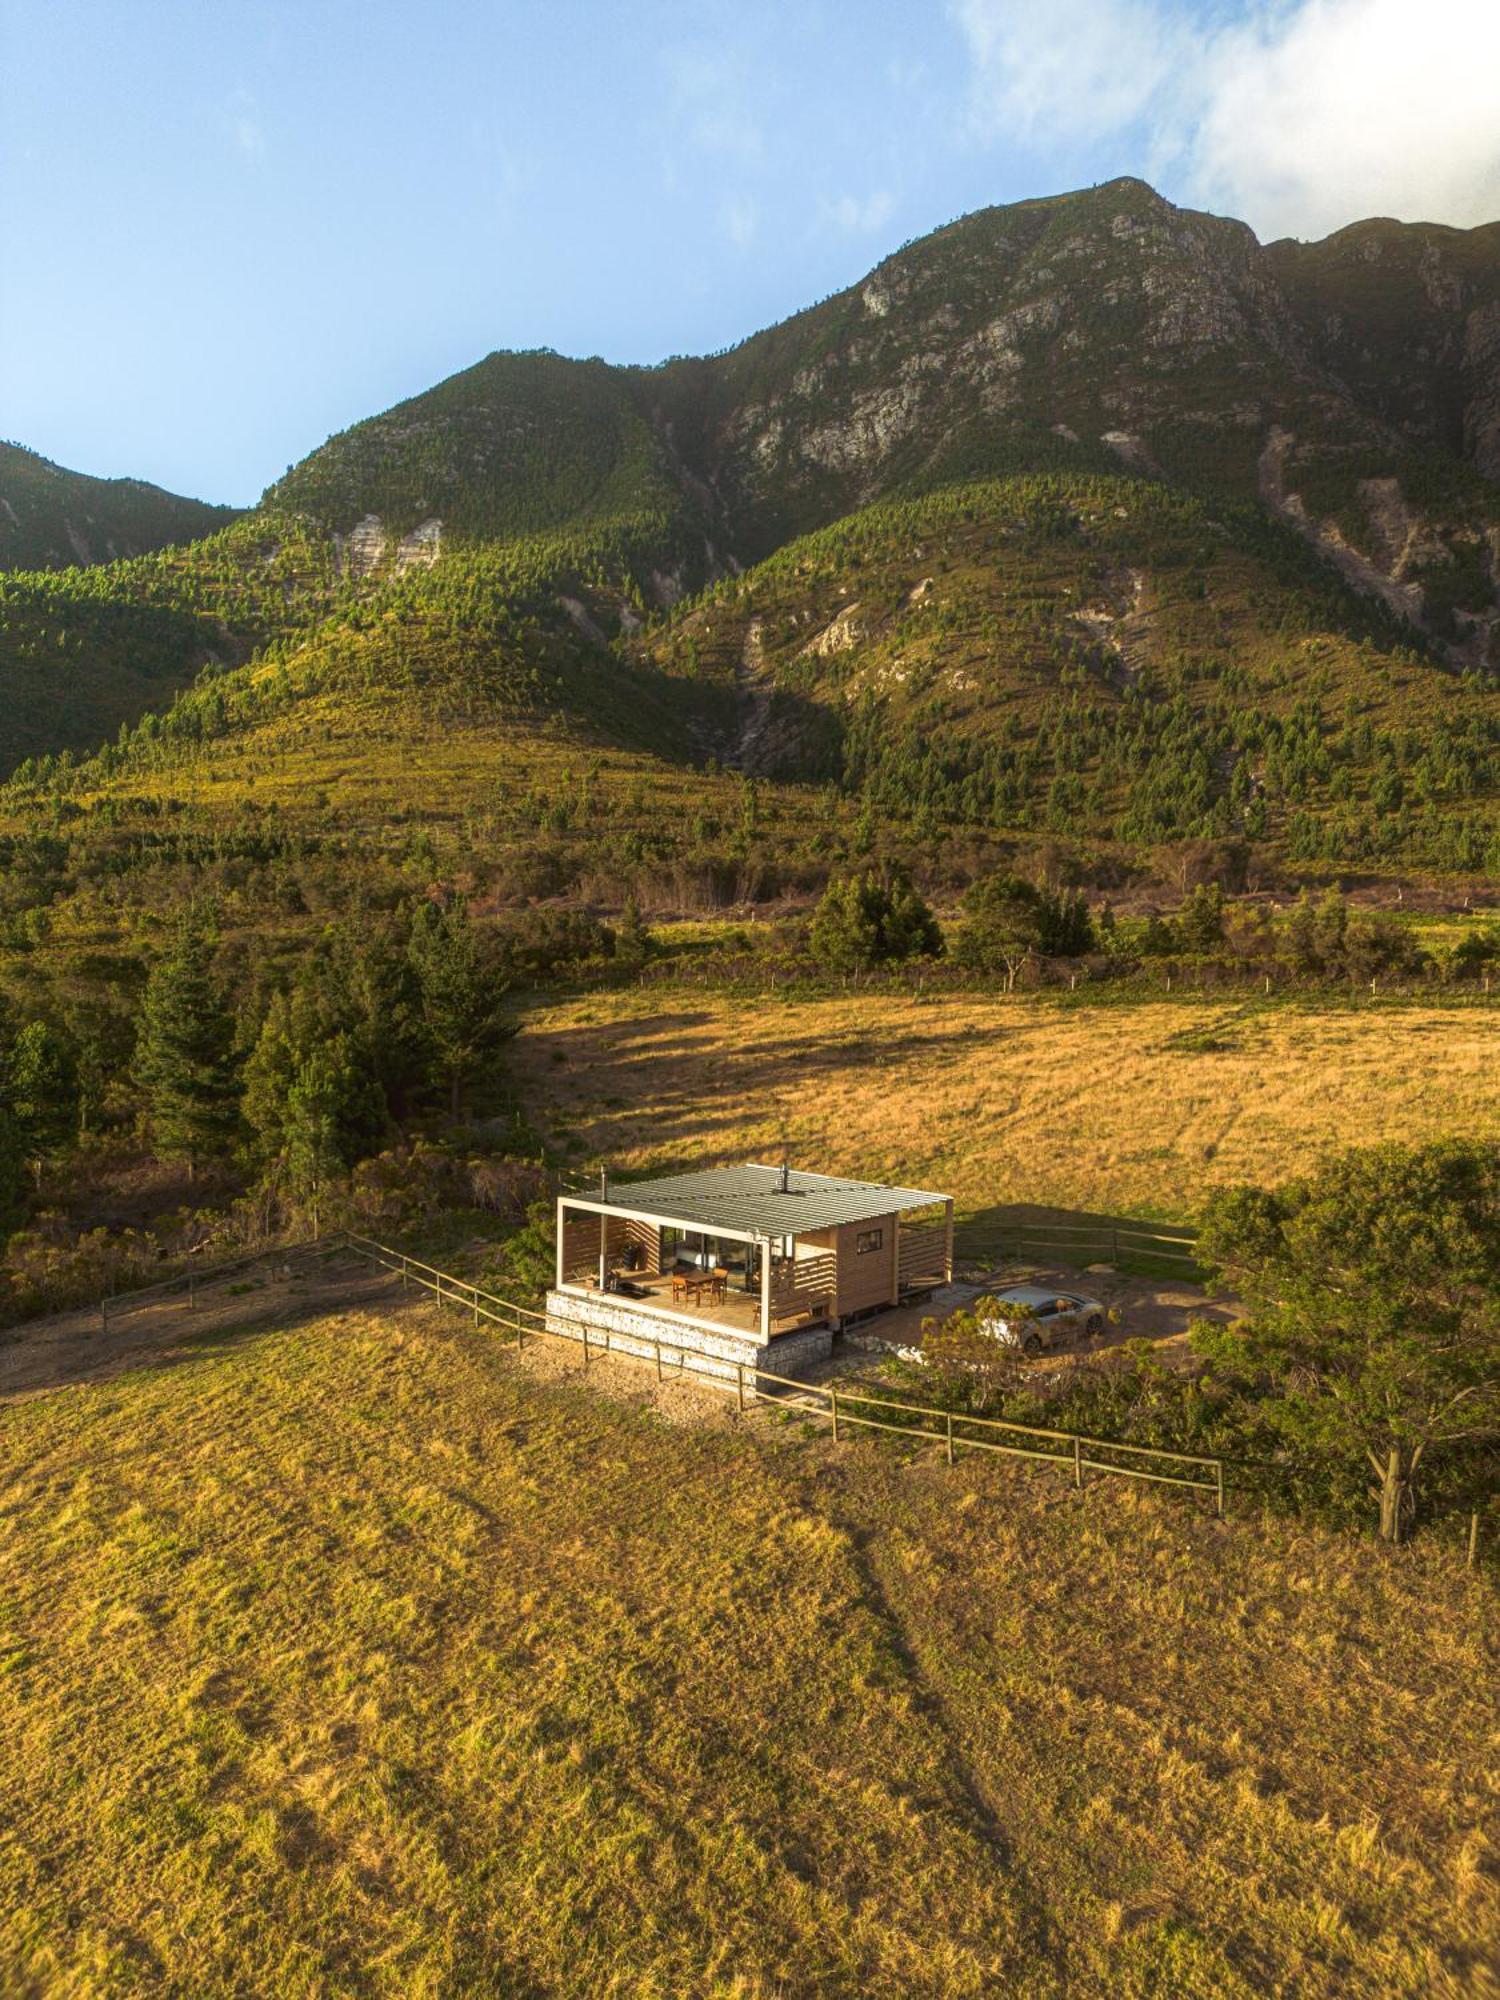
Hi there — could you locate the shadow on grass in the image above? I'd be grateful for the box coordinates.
[956,1199,1205,1284]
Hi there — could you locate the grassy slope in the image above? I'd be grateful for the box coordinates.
[0,1297,1491,1996]
[509,989,1500,1225]
[0,443,237,572]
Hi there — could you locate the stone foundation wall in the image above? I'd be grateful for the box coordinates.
[544,1290,831,1396]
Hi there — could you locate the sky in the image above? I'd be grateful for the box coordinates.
[2,0,1497,506]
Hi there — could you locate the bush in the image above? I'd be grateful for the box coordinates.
[809,869,941,973]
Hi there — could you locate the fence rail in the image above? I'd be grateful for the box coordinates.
[97,1238,323,1331]
[988,1219,1201,1270]
[330,1231,1225,1514]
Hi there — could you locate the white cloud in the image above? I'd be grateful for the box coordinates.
[952,0,1182,144]
[952,0,1500,239]
[820,189,897,233]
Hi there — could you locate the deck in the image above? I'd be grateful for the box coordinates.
[558,1274,821,1338]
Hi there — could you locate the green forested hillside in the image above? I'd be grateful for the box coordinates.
[0,441,237,571]
[647,476,1500,871]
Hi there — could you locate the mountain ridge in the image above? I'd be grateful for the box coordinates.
[0,176,1496,881]
[0,442,238,573]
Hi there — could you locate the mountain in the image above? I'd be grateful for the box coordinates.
[0,442,238,571]
[0,177,1496,886]
[640,181,1500,657]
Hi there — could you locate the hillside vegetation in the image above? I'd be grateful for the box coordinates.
[646,475,1500,870]
[0,1286,1492,1997]
[0,442,236,572]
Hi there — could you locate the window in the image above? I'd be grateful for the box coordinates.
[855,1228,884,1255]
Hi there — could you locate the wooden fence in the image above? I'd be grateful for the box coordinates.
[333,1231,1225,1514]
[989,1218,1201,1272]
[96,1239,321,1331]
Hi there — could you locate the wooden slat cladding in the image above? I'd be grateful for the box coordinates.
[772,1253,836,1317]
[898,1222,948,1289]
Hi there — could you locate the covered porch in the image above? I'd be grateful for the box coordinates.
[552,1163,953,1345]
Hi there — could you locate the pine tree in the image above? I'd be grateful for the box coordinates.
[281,1045,353,1216]
[245,990,387,1176]
[407,900,515,1115]
[133,918,241,1172]
[4,1020,80,1183]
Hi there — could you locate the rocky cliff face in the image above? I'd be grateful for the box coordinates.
[227,179,1500,668]
[643,182,1500,665]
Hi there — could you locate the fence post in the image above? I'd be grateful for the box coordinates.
[831,1387,840,1443]
[100,1295,109,1335]
[1468,1511,1480,1569]
[401,1257,409,1294]
[945,1411,954,1468]
[1111,1227,1119,1264]
[582,1323,590,1371]
[1074,1435,1083,1489]
[188,1274,197,1311]
[1215,1460,1225,1520]
[472,1288,479,1328]
[655,1339,663,1383]
[736,1362,745,1413]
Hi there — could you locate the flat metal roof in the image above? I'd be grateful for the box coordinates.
[571,1164,949,1238]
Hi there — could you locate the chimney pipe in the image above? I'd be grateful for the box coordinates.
[778,1160,789,1194]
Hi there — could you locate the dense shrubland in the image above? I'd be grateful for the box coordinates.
[902,1141,1500,1545]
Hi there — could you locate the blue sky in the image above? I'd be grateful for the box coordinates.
[3,0,1496,505]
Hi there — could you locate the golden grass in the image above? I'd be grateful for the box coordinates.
[510,991,1500,1224]
[1,1293,1493,1997]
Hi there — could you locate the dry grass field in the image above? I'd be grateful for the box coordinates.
[510,991,1500,1226]
[0,1277,1494,1998]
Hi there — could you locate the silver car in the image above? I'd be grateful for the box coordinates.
[979,1284,1106,1355]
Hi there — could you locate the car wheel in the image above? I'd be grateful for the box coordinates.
[1084,1313,1104,1340]
[1021,1331,1042,1357]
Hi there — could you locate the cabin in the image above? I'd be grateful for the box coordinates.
[547,1163,953,1386]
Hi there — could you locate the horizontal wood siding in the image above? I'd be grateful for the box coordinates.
[622,1216,660,1274]
[772,1253,837,1321]
[560,1210,597,1284]
[898,1220,948,1290]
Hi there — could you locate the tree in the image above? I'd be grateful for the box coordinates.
[243,993,385,1182]
[0,1103,25,1249]
[955,872,1043,989]
[133,918,241,1173]
[406,900,516,1115]
[1036,885,1095,957]
[613,899,652,973]
[1,1018,79,1185]
[1176,882,1224,954]
[809,869,941,975]
[920,1296,1033,1410]
[1194,1142,1500,1542]
[281,1043,359,1215]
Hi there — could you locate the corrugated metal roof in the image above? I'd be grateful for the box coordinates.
[579,1164,949,1237]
